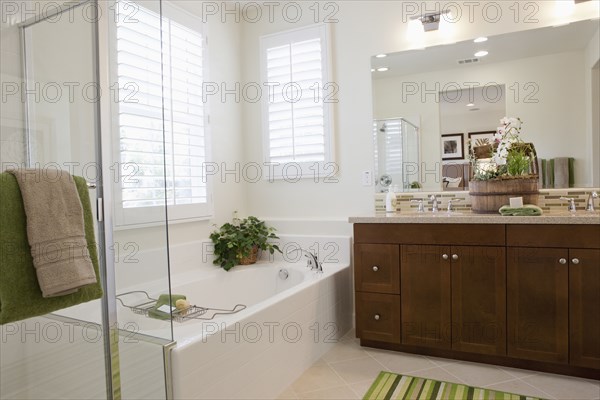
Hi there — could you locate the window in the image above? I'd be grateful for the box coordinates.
[113,1,211,225]
[260,25,334,179]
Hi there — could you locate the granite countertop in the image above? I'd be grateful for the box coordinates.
[349,211,600,225]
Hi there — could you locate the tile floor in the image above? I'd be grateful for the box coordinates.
[278,330,600,400]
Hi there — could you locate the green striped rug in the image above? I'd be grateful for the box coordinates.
[363,372,545,400]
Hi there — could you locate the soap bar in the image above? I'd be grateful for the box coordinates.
[157,304,176,313]
[510,197,524,208]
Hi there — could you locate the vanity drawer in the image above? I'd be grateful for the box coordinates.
[354,224,505,246]
[354,244,400,294]
[507,224,600,249]
[356,292,401,344]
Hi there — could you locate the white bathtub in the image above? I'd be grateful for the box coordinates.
[165,258,353,399]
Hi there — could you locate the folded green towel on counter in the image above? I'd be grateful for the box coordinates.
[499,204,543,216]
[148,294,186,320]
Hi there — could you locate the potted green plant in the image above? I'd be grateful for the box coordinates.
[210,213,281,271]
[468,117,540,213]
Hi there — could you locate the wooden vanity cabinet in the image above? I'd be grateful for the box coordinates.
[354,224,506,355]
[354,243,400,343]
[570,249,600,369]
[354,222,600,379]
[507,225,600,368]
[401,244,506,355]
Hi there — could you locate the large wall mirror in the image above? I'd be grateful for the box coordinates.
[372,20,600,192]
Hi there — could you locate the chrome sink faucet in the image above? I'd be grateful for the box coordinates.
[447,198,462,213]
[560,197,577,213]
[429,194,440,212]
[586,191,598,212]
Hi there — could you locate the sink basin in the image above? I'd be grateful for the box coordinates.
[551,211,600,217]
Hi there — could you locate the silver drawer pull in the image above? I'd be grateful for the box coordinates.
[559,258,567,265]
[372,266,379,272]
[442,254,449,260]
[452,254,459,261]
[374,314,380,321]
[572,258,580,265]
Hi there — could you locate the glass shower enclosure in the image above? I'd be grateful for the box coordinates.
[0,1,175,399]
[373,117,420,192]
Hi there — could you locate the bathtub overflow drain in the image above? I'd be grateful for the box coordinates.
[279,269,289,280]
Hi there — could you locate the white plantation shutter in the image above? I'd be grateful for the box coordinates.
[261,25,333,178]
[113,1,211,225]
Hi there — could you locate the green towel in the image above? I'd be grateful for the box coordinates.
[0,173,103,324]
[148,294,186,320]
[547,159,555,188]
[499,204,543,216]
[568,158,575,188]
[541,159,547,188]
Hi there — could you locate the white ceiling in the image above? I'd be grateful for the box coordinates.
[372,19,600,79]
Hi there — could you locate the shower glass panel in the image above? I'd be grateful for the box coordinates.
[104,0,174,398]
[1,3,110,399]
[0,1,173,399]
[374,117,420,192]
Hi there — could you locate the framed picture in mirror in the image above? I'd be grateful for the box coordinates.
[468,131,496,159]
[441,134,464,160]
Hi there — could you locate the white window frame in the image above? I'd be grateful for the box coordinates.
[259,24,335,180]
[110,0,213,227]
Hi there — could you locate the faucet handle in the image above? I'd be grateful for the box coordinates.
[560,197,577,213]
[410,199,425,213]
[587,191,598,212]
[447,198,462,212]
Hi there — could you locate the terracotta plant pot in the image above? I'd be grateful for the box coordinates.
[239,246,258,265]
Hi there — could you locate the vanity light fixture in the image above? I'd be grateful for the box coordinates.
[474,37,488,43]
[376,67,389,72]
[375,54,387,58]
[474,50,489,57]
[410,10,450,32]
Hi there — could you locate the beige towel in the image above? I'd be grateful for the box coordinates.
[554,158,569,189]
[7,169,97,297]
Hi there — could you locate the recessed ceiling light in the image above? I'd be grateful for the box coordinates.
[375,54,387,58]
[474,50,489,57]
[467,103,475,107]
[371,68,375,72]
[474,37,488,43]
[377,67,389,72]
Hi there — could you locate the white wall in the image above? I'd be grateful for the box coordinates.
[241,1,600,224]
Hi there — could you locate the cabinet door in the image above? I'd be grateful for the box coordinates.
[452,246,506,355]
[507,248,568,363]
[401,245,451,349]
[356,292,401,344]
[355,244,400,294]
[570,248,600,369]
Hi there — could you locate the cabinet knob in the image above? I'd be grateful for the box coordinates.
[442,254,449,260]
[572,258,580,265]
[452,254,459,261]
[559,258,567,265]
[372,266,379,272]
[374,314,380,321]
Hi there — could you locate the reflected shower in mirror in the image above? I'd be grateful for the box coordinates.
[373,117,420,192]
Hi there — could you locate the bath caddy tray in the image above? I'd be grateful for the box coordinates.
[116,291,246,322]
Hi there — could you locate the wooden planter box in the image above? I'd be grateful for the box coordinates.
[469,178,539,214]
